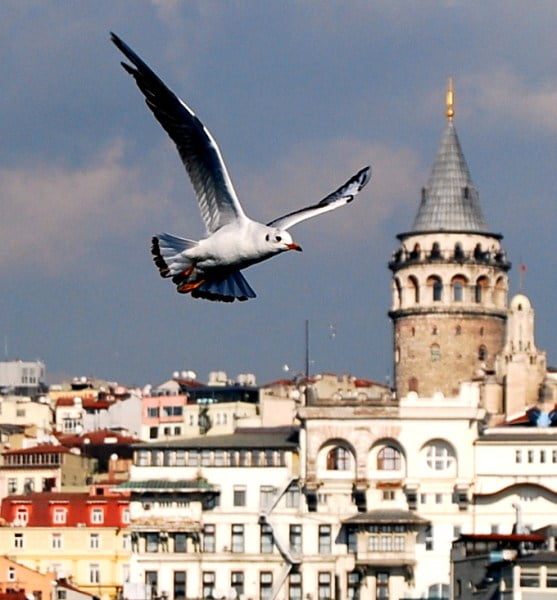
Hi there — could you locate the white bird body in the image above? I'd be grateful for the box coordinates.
[111,33,371,302]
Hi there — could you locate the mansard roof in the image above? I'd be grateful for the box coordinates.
[411,119,488,233]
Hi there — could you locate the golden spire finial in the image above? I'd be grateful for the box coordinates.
[446,77,455,121]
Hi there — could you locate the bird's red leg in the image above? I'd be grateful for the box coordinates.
[177,280,206,294]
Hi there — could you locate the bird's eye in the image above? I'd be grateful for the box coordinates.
[275,235,282,242]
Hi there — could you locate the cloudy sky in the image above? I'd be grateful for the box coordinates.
[2,1,557,387]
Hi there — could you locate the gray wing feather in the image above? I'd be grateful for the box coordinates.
[267,166,371,230]
[111,33,246,235]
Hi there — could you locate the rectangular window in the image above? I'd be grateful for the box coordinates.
[15,507,28,525]
[318,572,332,600]
[51,533,62,549]
[149,426,158,439]
[91,508,104,524]
[233,486,247,507]
[425,525,433,551]
[260,523,274,553]
[187,450,199,466]
[231,572,244,598]
[260,572,273,600]
[201,450,211,466]
[14,533,23,548]
[318,525,332,554]
[347,528,357,553]
[382,489,395,501]
[145,571,158,598]
[231,524,244,553]
[520,568,540,587]
[53,508,67,524]
[289,524,302,554]
[7,567,15,582]
[8,478,17,494]
[174,533,187,553]
[203,524,215,553]
[347,571,360,600]
[214,450,225,466]
[260,485,275,510]
[89,533,100,549]
[546,569,557,587]
[289,572,302,600]
[147,407,159,418]
[202,572,215,599]
[145,532,159,552]
[175,450,185,466]
[376,572,389,600]
[528,450,534,463]
[89,564,100,585]
[173,571,186,600]
[285,484,300,508]
[393,535,405,551]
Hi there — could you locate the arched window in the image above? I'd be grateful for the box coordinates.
[475,276,489,303]
[326,447,351,471]
[427,276,443,302]
[408,276,419,304]
[454,243,465,261]
[425,442,455,471]
[430,242,441,259]
[494,276,506,307]
[451,275,467,302]
[409,244,421,260]
[394,278,402,308]
[430,343,441,361]
[478,345,487,361]
[455,325,462,336]
[377,446,401,471]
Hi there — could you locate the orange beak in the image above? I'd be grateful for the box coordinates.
[286,243,303,252]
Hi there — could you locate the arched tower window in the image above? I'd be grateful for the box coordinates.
[455,325,462,336]
[494,276,506,308]
[430,343,441,361]
[430,242,441,259]
[408,276,419,304]
[475,276,489,303]
[409,244,421,260]
[427,276,443,302]
[408,377,419,393]
[478,345,487,361]
[451,275,468,302]
[394,278,402,308]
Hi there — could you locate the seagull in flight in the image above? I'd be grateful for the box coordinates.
[111,33,371,302]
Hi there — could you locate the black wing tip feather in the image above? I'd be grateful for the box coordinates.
[151,236,171,278]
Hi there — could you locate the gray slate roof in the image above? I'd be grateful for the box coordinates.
[412,120,488,233]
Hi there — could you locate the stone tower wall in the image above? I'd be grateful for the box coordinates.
[393,311,506,397]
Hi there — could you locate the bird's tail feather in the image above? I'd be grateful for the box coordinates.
[151,233,198,278]
[192,271,257,302]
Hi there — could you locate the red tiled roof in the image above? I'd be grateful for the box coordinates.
[3,444,70,455]
[1,491,129,527]
[57,429,140,446]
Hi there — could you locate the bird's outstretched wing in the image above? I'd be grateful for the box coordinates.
[111,33,246,235]
[267,166,371,230]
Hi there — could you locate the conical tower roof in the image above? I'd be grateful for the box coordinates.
[411,82,488,233]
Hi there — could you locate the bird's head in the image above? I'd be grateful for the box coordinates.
[264,228,302,253]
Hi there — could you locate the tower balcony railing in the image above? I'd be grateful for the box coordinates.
[389,248,511,272]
